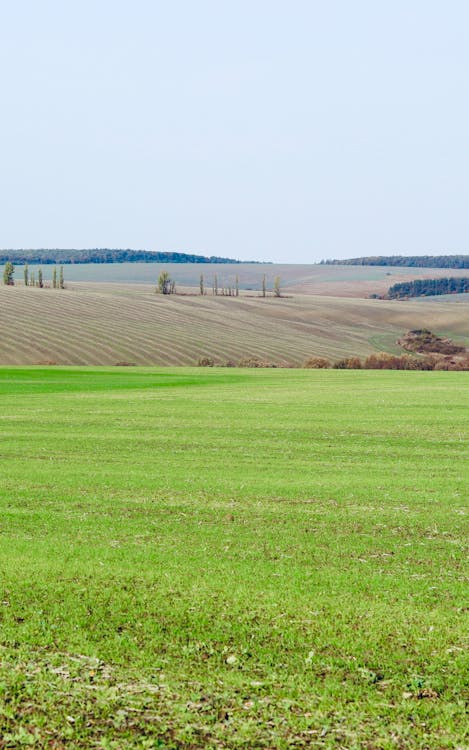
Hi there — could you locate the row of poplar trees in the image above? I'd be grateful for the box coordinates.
[200,273,281,297]
[3,262,65,288]
[157,271,281,297]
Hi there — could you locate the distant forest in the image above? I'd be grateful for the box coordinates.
[387,277,469,299]
[0,249,244,265]
[322,255,469,269]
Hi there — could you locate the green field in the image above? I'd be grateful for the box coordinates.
[0,368,467,748]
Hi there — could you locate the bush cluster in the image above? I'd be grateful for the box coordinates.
[398,329,465,355]
[198,355,290,368]
[197,356,216,367]
[237,356,278,368]
[303,357,330,369]
[333,357,362,369]
[332,353,469,370]
[197,353,469,370]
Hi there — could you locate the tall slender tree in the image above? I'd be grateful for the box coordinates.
[59,266,64,289]
[23,264,29,287]
[52,267,57,289]
[38,267,43,288]
[3,262,14,286]
[262,274,266,298]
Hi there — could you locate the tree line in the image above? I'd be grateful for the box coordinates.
[321,255,469,268]
[156,271,282,297]
[3,262,64,288]
[0,249,252,265]
[386,277,469,299]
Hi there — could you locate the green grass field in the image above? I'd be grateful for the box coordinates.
[0,368,467,748]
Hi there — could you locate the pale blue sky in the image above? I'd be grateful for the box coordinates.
[1,1,468,262]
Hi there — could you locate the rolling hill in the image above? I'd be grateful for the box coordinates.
[1,279,468,366]
[10,261,469,298]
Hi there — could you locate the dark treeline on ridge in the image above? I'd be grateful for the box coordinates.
[387,277,469,299]
[0,249,248,265]
[322,255,469,268]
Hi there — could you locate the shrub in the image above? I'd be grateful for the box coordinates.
[238,356,276,368]
[198,356,215,367]
[452,358,469,371]
[303,356,330,369]
[432,359,450,370]
[398,355,422,370]
[411,356,437,371]
[434,358,469,371]
[364,353,404,370]
[398,330,465,355]
[333,357,362,369]
[364,352,438,370]
[157,271,176,295]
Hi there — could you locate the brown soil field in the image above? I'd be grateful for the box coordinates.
[1,279,468,366]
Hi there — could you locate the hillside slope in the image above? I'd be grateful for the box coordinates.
[1,283,468,366]
[10,262,469,298]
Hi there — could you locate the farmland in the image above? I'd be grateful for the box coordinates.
[0,367,467,748]
[15,261,469,297]
[1,270,469,366]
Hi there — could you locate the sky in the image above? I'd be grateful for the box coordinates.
[1,1,468,263]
